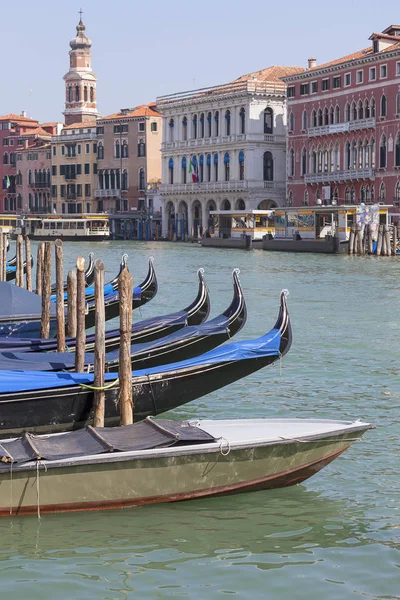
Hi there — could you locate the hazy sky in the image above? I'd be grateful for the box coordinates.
[0,0,398,123]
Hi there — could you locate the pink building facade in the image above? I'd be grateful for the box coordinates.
[283,25,400,208]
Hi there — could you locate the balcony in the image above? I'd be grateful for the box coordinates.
[52,132,98,143]
[161,133,285,151]
[304,168,375,184]
[29,181,50,189]
[66,193,77,200]
[160,180,286,194]
[308,117,376,138]
[94,189,122,198]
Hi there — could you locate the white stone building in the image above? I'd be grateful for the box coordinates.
[156,66,303,238]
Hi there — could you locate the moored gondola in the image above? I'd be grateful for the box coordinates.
[0,290,290,437]
[0,268,210,351]
[0,269,245,372]
[49,253,95,293]
[6,255,34,282]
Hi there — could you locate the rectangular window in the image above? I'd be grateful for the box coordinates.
[9,139,14,146]
[344,73,351,86]
[86,143,90,154]
[369,67,376,81]
[61,145,65,155]
[287,86,295,98]
[333,76,341,89]
[52,165,57,176]
[60,184,65,197]
[397,62,400,76]
[311,81,318,94]
[2,139,8,146]
[380,64,387,78]
[52,146,56,156]
[77,164,82,175]
[77,184,82,197]
[93,163,97,174]
[113,125,120,134]
[17,138,23,146]
[96,127,104,135]
[356,70,363,84]
[138,122,145,132]
[84,163,90,175]
[322,79,330,91]
[151,122,157,132]
[60,165,65,176]
[52,185,57,198]
[77,144,81,154]
[300,83,309,96]
[85,183,91,196]
[93,143,97,153]
[121,124,128,133]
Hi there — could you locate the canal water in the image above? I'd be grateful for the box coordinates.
[0,241,399,599]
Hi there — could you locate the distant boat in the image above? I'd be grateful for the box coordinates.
[16,214,110,241]
[0,416,373,517]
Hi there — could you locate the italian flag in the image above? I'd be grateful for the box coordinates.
[189,158,198,183]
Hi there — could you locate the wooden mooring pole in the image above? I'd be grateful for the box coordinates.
[393,224,398,256]
[75,257,86,372]
[36,242,45,296]
[349,224,355,254]
[0,234,3,282]
[119,268,134,425]
[55,240,66,352]
[16,234,23,287]
[40,241,52,339]
[2,234,7,281]
[93,259,105,427]
[376,225,383,256]
[67,270,77,338]
[25,236,32,291]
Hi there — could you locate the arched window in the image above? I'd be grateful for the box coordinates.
[264,108,273,134]
[214,153,219,181]
[351,102,357,121]
[301,147,307,175]
[371,186,375,202]
[329,106,334,125]
[115,140,120,159]
[264,151,274,181]
[358,139,364,169]
[239,107,245,134]
[333,187,339,204]
[3,152,8,165]
[366,186,370,202]
[345,141,351,170]
[28,193,32,209]
[302,110,308,131]
[311,109,317,128]
[97,143,104,160]
[317,108,323,126]
[379,135,387,168]
[222,199,231,210]
[192,114,198,138]
[289,112,295,132]
[360,185,366,202]
[381,95,387,118]
[371,98,376,118]
[206,153,211,182]
[395,133,400,167]
[168,158,174,184]
[169,118,174,142]
[335,143,340,171]
[181,156,187,184]
[351,140,357,169]
[345,103,351,122]
[4,198,8,211]
[68,87,73,102]
[365,99,370,118]
[238,151,245,180]
[75,86,80,102]
[358,100,364,120]
[139,168,146,191]
[379,182,386,200]
[335,105,340,124]
[200,113,205,138]
[207,112,212,137]
[214,111,219,136]
[224,152,230,181]
[182,116,188,141]
[199,154,204,182]
[121,169,128,190]
[395,181,400,202]
[90,87,94,102]
[121,141,128,158]
[304,190,309,206]
[288,190,293,206]
[397,91,400,115]
[323,107,329,125]
[237,199,245,210]
[84,86,88,102]
[310,149,317,173]
[225,110,231,135]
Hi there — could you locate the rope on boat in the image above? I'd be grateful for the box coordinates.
[218,437,231,456]
[79,378,119,391]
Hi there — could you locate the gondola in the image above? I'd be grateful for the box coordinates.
[6,255,34,282]
[0,257,158,338]
[0,290,291,437]
[49,252,95,293]
[0,268,210,352]
[0,269,245,372]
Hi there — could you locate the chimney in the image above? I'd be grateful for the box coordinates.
[21,110,27,118]
[308,58,317,69]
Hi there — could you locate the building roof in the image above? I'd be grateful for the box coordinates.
[41,122,59,127]
[234,65,305,84]
[0,114,38,124]
[100,104,161,121]
[62,121,97,130]
[25,126,52,137]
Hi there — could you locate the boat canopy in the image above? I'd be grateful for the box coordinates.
[0,326,281,393]
[0,283,56,320]
[0,418,216,467]
[50,284,142,303]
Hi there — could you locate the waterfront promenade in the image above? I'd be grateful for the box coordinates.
[0,240,398,599]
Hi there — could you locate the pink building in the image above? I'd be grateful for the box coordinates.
[282,25,400,208]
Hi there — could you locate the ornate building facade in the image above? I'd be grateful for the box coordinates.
[157,66,303,238]
[63,16,100,126]
[283,25,400,208]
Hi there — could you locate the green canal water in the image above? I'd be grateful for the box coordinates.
[0,241,399,599]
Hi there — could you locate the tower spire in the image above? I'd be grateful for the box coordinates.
[63,15,100,125]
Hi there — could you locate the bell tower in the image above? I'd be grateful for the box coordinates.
[63,12,100,125]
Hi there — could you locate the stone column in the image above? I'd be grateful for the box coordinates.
[161,199,169,238]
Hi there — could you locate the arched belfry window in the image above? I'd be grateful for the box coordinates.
[264,108,273,134]
[239,151,245,180]
[90,87,94,102]
[239,107,245,134]
[75,86,80,102]
[263,151,273,181]
[168,157,174,184]
[84,86,88,102]
[225,110,231,135]
[68,87,73,103]
[224,152,230,181]
[181,156,187,184]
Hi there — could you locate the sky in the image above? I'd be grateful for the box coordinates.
[0,0,398,123]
